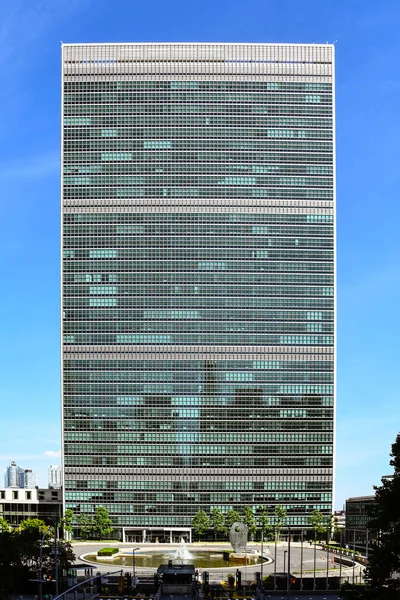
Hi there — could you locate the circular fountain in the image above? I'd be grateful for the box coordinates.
[171,538,192,563]
[84,538,267,570]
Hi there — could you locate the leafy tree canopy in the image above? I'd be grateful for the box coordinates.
[18,518,49,535]
[210,508,225,539]
[78,513,94,539]
[0,517,10,533]
[340,432,400,600]
[242,506,257,537]
[0,525,75,597]
[192,510,210,539]
[93,506,113,540]
[62,509,75,537]
[309,509,326,541]
[367,433,400,592]
[274,504,287,541]
[258,506,274,540]
[224,509,241,531]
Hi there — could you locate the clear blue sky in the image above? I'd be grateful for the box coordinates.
[0,0,399,509]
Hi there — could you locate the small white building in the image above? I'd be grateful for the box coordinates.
[0,487,62,528]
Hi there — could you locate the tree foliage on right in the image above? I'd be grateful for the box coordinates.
[341,432,400,600]
[308,509,326,542]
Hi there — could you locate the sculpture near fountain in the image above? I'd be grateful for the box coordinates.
[223,522,257,565]
[229,522,248,553]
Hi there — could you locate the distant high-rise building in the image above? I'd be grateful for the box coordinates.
[23,470,36,488]
[4,462,36,488]
[5,462,23,487]
[62,43,335,538]
[48,465,62,489]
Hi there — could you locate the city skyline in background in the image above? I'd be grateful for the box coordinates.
[0,0,400,510]
[3,461,62,489]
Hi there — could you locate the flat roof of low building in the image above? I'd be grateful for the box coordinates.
[346,495,375,502]
[157,564,195,576]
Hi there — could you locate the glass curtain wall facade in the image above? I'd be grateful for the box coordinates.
[61,43,335,535]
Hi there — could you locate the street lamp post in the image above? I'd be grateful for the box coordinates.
[54,521,60,597]
[132,547,140,587]
[273,528,277,591]
[38,527,51,600]
[283,550,287,577]
[313,528,317,590]
[300,529,304,591]
[287,526,291,594]
[326,526,330,590]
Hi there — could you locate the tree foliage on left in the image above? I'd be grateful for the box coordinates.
[0,518,74,597]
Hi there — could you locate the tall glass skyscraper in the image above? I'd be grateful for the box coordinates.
[62,43,335,537]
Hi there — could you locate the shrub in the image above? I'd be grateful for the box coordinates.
[97,548,118,556]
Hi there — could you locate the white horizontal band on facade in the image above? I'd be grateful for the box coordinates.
[63,45,333,82]
[65,467,333,478]
[63,203,333,214]
[62,42,333,65]
[63,345,334,360]
[64,73,332,83]
[66,476,332,492]
[63,68,332,79]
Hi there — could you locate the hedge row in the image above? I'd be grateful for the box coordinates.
[98,548,119,556]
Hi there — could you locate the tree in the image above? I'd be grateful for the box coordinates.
[274,505,287,542]
[61,509,75,540]
[324,513,335,542]
[258,506,273,540]
[366,433,400,593]
[93,506,113,540]
[0,524,75,597]
[78,513,93,539]
[192,511,210,540]
[242,506,256,540]
[0,517,10,533]
[309,510,326,543]
[224,510,241,531]
[210,508,225,540]
[0,529,24,596]
[18,518,48,534]
[340,433,400,600]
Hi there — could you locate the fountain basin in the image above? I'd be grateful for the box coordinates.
[84,548,267,570]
